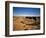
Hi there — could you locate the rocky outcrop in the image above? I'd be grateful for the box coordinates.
[13,16,40,31]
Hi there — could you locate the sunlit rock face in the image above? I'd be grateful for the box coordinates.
[13,16,40,31]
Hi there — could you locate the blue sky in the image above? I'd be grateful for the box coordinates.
[13,7,40,16]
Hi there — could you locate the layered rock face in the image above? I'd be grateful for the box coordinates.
[13,16,40,31]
